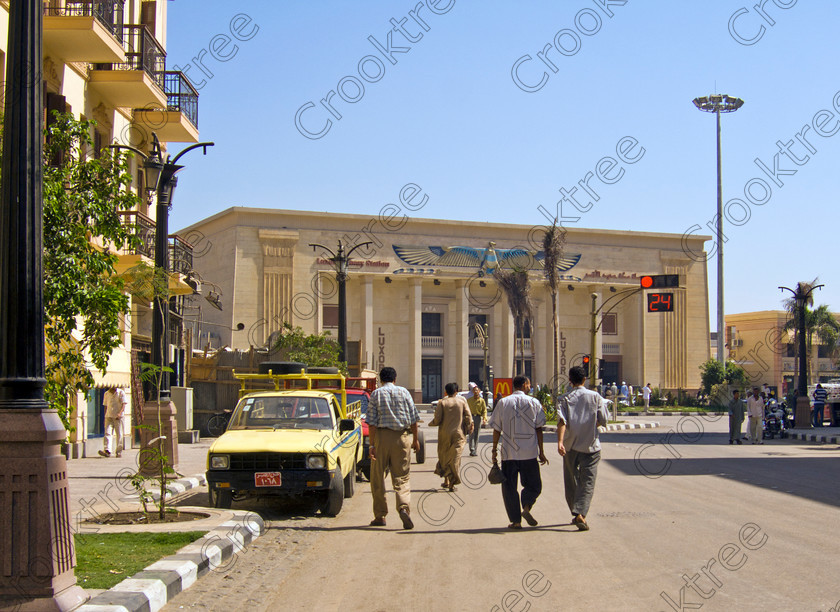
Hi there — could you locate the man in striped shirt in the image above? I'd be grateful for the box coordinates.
[367,366,420,529]
[813,384,828,427]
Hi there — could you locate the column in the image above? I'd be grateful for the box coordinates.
[454,280,469,387]
[408,278,422,400]
[360,275,374,370]
[495,299,514,380]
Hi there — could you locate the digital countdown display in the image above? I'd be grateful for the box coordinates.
[647,292,674,312]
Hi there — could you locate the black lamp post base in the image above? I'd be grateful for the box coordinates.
[0,408,89,611]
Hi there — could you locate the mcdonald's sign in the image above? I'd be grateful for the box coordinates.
[493,378,513,398]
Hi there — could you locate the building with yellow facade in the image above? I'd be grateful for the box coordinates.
[181,202,712,402]
[0,0,201,456]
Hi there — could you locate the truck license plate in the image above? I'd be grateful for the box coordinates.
[255,472,281,487]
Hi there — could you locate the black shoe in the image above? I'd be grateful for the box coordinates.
[736,439,742,445]
[399,508,414,530]
[729,440,734,445]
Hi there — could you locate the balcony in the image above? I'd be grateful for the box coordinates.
[43,1,126,63]
[133,72,200,143]
[421,336,443,349]
[115,211,193,297]
[90,24,166,108]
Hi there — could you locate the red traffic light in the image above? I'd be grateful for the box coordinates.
[640,274,679,289]
[582,355,591,365]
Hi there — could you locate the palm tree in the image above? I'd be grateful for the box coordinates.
[542,220,567,394]
[495,267,533,377]
[782,279,839,385]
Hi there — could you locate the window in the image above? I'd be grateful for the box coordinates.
[818,344,834,359]
[422,312,442,337]
[515,319,531,339]
[785,343,795,358]
[322,305,339,328]
[602,313,618,335]
[468,314,487,339]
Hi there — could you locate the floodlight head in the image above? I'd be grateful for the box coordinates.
[692,94,744,114]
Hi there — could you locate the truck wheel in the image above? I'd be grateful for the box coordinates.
[322,468,344,516]
[415,429,426,464]
[344,456,356,498]
[211,487,232,509]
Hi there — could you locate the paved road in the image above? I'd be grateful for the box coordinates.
[162,416,840,611]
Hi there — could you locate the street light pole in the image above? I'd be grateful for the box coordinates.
[0,0,87,607]
[693,94,744,364]
[309,240,373,363]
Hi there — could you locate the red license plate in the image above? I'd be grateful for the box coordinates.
[255,472,282,487]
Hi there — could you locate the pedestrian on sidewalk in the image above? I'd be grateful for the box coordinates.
[99,386,127,458]
[429,382,472,491]
[466,382,487,457]
[642,383,651,410]
[728,389,744,445]
[557,366,609,531]
[747,387,764,444]
[813,384,828,427]
[490,375,548,530]
[367,366,421,530]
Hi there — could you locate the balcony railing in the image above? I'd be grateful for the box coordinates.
[421,336,443,349]
[169,235,193,276]
[118,210,155,260]
[164,71,199,127]
[44,0,125,42]
[95,24,165,91]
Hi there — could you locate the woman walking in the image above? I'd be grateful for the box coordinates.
[429,383,473,491]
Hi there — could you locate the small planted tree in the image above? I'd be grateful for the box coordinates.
[272,322,348,372]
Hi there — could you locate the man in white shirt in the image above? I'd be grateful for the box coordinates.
[99,386,127,458]
[557,366,609,531]
[490,376,548,530]
[642,383,652,410]
[746,387,764,445]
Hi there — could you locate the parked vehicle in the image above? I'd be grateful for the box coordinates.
[763,399,786,439]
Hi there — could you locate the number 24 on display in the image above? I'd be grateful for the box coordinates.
[647,292,673,312]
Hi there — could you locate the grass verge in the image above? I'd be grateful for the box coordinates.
[75,531,206,590]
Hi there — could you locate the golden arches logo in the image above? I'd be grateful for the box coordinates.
[494,379,512,397]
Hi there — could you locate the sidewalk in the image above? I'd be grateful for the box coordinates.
[785,426,840,444]
[64,438,267,612]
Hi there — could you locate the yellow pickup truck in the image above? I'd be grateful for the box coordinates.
[206,371,363,516]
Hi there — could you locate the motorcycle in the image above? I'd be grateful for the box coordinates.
[763,399,786,439]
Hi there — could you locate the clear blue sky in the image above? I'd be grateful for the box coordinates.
[166,0,840,319]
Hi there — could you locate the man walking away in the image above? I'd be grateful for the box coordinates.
[728,390,744,445]
[467,382,487,456]
[747,387,764,444]
[557,366,609,531]
[813,384,828,428]
[490,376,548,529]
[367,367,421,529]
[99,386,127,458]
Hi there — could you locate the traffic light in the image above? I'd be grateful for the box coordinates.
[640,274,679,289]
[598,358,605,378]
[582,355,590,368]
[487,365,494,380]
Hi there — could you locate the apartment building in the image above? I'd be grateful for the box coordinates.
[0,0,201,456]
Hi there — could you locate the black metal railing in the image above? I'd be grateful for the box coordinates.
[169,235,193,276]
[164,71,199,128]
[118,210,155,260]
[43,1,125,42]
[94,24,165,92]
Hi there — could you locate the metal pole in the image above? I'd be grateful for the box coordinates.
[0,0,86,606]
[797,293,807,397]
[337,243,348,363]
[152,175,176,401]
[590,293,598,390]
[716,108,725,365]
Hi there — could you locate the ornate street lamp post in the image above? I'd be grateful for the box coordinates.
[0,1,88,608]
[309,240,373,362]
[693,94,744,364]
[473,322,491,402]
[780,283,823,428]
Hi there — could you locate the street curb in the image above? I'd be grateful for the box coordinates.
[786,431,840,444]
[76,510,265,612]
[542,422,660,433]
[618,411,727,417]
[121,473,207,504]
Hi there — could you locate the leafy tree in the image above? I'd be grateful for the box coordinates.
[699,359,747,395]
[43,113,140,429]
[782,291,839,385]
[272,322,347,372]
[1,111,140,429]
